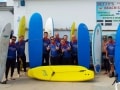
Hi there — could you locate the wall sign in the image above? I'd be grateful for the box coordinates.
[96,1,120,26]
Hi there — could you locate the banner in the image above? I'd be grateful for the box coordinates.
[96,1,120,26]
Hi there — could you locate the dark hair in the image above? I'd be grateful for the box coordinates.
[60,38,64,41]
[103,35,107,39]
[12,36,16,39]
[108,36,112,39]
[50,36,54,40]
[19,35,24,38]
[63,35,68,37]
[44,32,48,34]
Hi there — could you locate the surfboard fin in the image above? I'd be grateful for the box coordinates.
[112,74,118,85]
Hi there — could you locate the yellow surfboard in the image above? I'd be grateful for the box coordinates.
[70,22,76,40]
[28,65,94,81]
[18,16,26,71]
[18,16,26,37]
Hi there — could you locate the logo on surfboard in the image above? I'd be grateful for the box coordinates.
[97,28,99,35]
[42,70,48,76]
[3,35,9,38]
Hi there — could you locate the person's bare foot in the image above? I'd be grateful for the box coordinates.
[17,74,21,78]
[10,77,16,80]
[104,72,107,74]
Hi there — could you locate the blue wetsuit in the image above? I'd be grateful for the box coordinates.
[49,42,60,65]
[6,42,16,79]
[61,43,71,65]
[70,40,78,65]
[43,38,50,65]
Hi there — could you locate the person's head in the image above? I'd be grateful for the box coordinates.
[63,35,68,41]
[108,36,113,43]
[19,35,24,41]
[11,36,16,43]
[50,36,55,43]
[44,32,48,38]
[55,33,59,38]
[60,38,65,45]
[71,34,76,41]
[103,35,107,41]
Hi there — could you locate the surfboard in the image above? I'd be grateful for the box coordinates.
[70,22,76,40]
[92,24,102,73]
[18,16,26,37]
[28,13,43,68]
[115,24,120,82]
[18,16,27,70]
[25,31,29,62]
[28,65,94,81]
[77,23,90,68]
[45,17,54,37]
[0,23,11,82]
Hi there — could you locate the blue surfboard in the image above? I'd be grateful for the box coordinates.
[28,13,43,68]
[77,23,90,68]
[115,24,120,82]
[92,24,102,73]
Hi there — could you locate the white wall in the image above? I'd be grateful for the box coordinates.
[7,0,14,6]
[0,10,13,32]
[14,0,97,35]
[13,0,117,62]
[14,0,119,36]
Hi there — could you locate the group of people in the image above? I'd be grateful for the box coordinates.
[1,31,115,84]
[42,32,78,66]
[102,36,115,78]
[1,32,78,84]
[1,35,28,84]
[43,31,116,78]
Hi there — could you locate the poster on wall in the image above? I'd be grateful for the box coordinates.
[96,1,120,27]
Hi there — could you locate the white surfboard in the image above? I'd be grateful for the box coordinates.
[45,17,54,37]
[0,23,11,82]
[92,24,102,73]
[25,30,29,62]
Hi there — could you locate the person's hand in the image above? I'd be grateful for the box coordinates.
[56,46,59,50]
[67,47,71,50]
[62,49,65,52]
[106,56,109,59]
[47,46,50,50]
[19,58,22,62]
